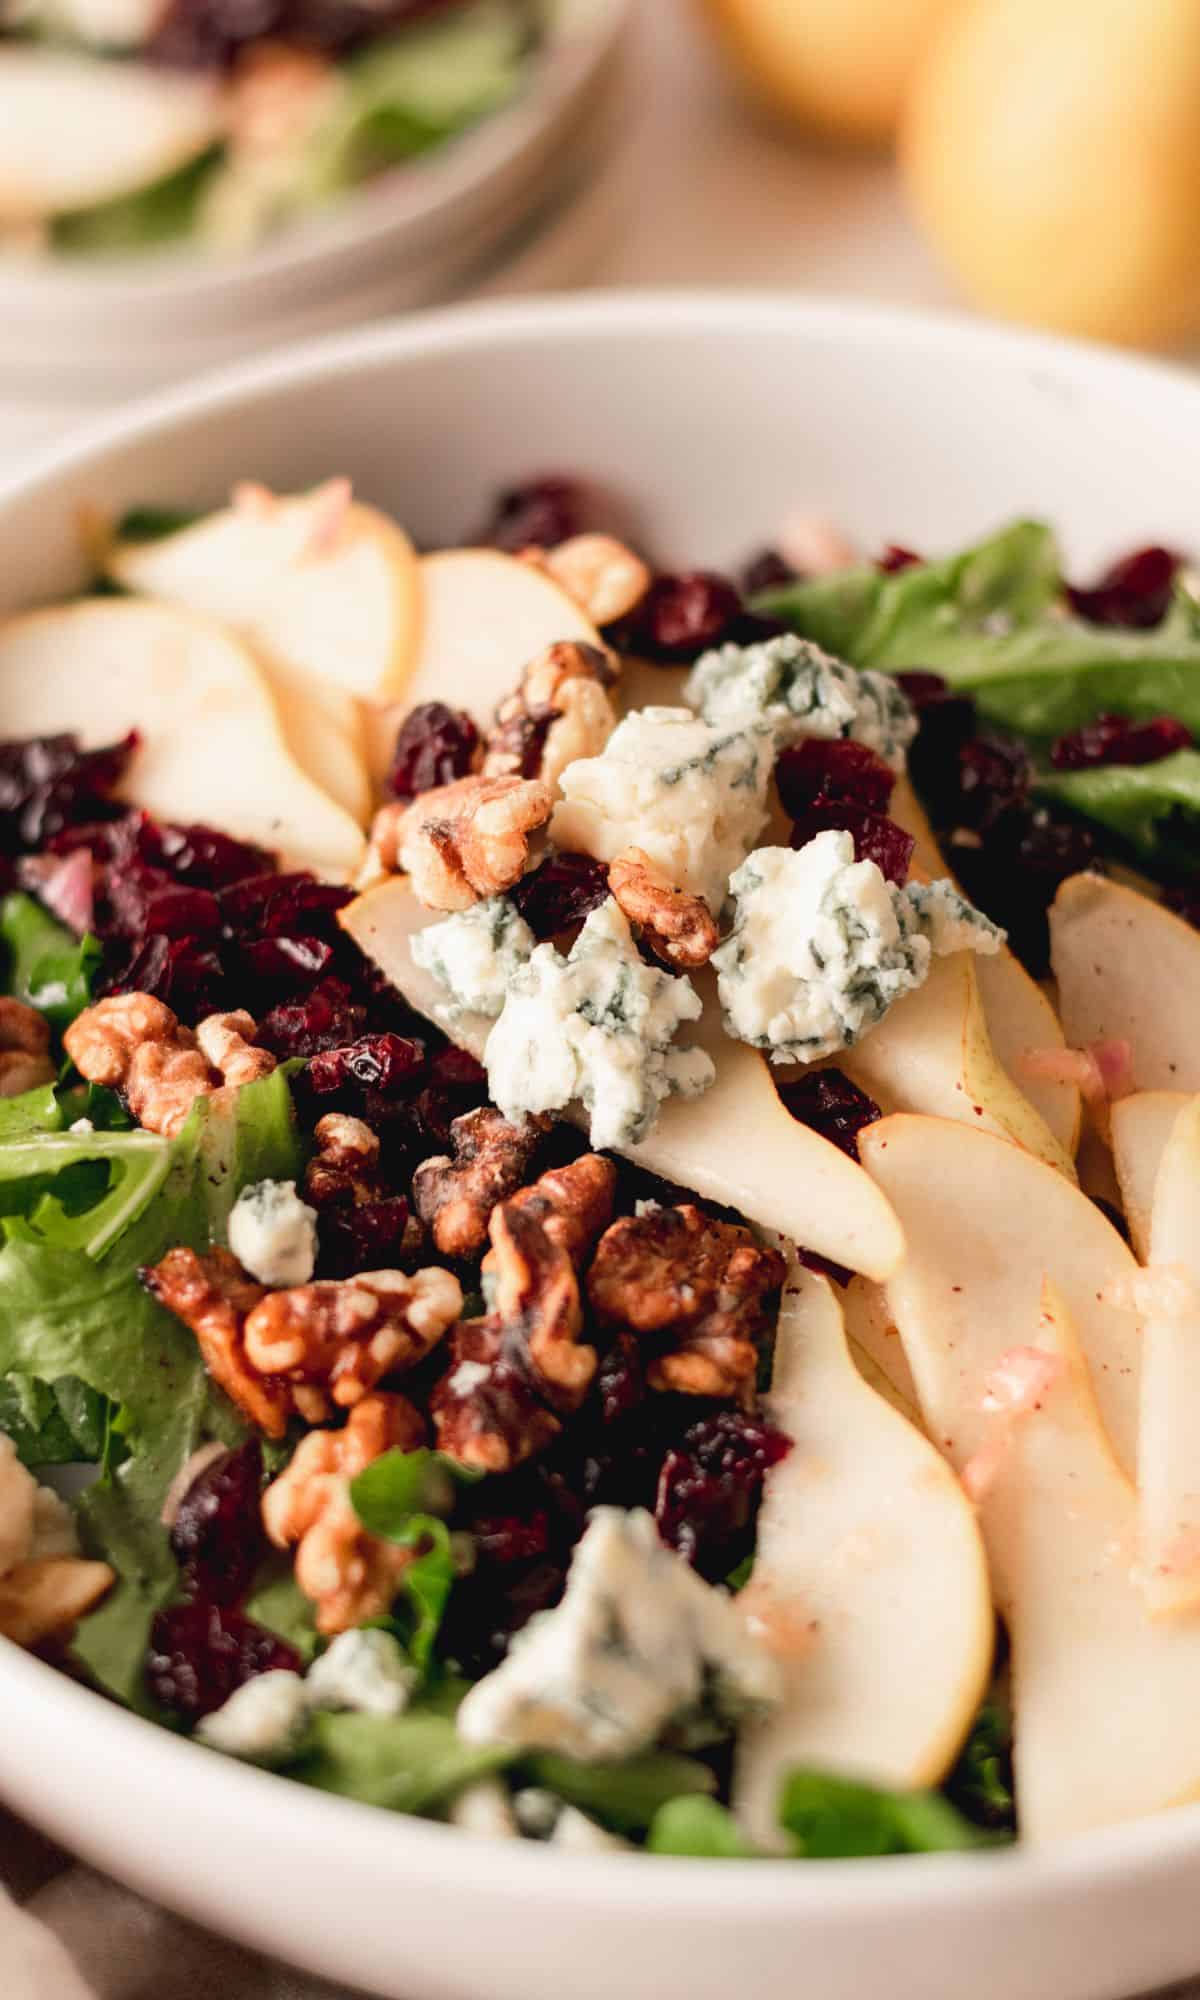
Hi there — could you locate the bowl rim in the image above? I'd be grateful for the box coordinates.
[0,0,632,312]
[5,288,1200,1921]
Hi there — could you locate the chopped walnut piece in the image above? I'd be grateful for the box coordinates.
[368,772,554,911]
[261,1392,426,1635]
[243,1265,462,1408]
[0,1557,114,1647]
[483,1152,617,1275]
[304,1113,383,1210]
[0,997,55,1098]
[65,994,276,1137]
[539,534,651,628]
[607,847,720,969]
[411,1106,544,1259]
[144,1247,290,1436]
[587,1204,787,1398]
[432,1203,596,1474]
[483,642,618,792]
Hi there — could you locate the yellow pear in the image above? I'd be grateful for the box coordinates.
[697,0,959,147]
[903,0,1200,348]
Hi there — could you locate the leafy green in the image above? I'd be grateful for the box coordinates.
[297,1709,513,1813]
[115,506,201,543]
[944,1702,1015,1833]
[51,146,224,256]
[1035,749,1200,863]
[0,1130,170,1257]
[777,1770,990,1857]
[724,1554,755,1593]
[0,1372,112,1467]
[646,1797,762,1859]
[523,1750,716,1836]
[1,893,101,1031]
[349,1448,457,1670]
[0,1082,64,1142]
[245,1565,321,1667]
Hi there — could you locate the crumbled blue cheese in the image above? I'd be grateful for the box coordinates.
[305,1628,415,1718]
[552,706,771,912]
[904,879,1005,958]
[196,1670,311,1765]
[456,1507,780,1762]
[411,896,536,1021]
[227,1178,317,1287]
[484,897,715,1149]
[686,634,917,769]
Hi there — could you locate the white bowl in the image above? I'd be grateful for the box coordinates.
[2,295,1200,2000]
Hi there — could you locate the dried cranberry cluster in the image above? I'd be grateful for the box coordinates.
[147,0,461,68]
[778,737,914,885]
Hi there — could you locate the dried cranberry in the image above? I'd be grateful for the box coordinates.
[219,871,349,940]
[386,702,480,802]
[895,670,954,711]
[901,679,979,821]
[169,1441,264,1605]
[1050,712,1192,769]
[1067,546,1180,629]
[107,865,222,941]
[106,934,228,1017]
[429,1044,487,1092]
[509,851,610,939]
[655,1410,791,1579]
[158,823,273,889]
[471,1511,552,1565]
[879,544,922,573]
[317,1195,411,1277]
[775,738,895,817]
[777,1069,881,1160]
[740,547,797,596]
[257,977,367,1060]
[307,1031,426,1095]
[240,935,335,988]
[595,1331,646,1425]
[146,1601,300,1722]
[955,736,1032,832]
[0,731,136,853]
[479,474,597,553]
[790,801,914,883]
[622,571,744,662]
[949,808,1098,975]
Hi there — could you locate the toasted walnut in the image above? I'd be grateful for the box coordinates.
[483,1152,617,1275]
[368,773,554,911]
[539,534,651,628]
[432,1203,596,1473]
[587,1205,787,1398]
[65,994,276,1137]
[0,998,54,1098]
[261,1392,426,1635]
[243,1265,462,1408]
[608,847,720,969]
[483,642,618,792]
[304,1113,383,1209]
[411,1107,544,1259]
[144,1246,291,1436]
[0,1557,114,1647]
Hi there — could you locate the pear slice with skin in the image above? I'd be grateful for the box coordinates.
[0,49,222,222]
[841,1273,921,1421]
[339,876,904,1281]
[839,953,1076,1179]
[255,659,371,825]
[733,1265,992,1849]
[973,951,1080,1159]
[107,486,420,708]
[1137,1095,1200,1617]
[0,599,365,879]
[1051,873,1200,1092]
[973,1280,1200,1842]
[860,1114,1142,1476]
[1111,1091,1190,1261]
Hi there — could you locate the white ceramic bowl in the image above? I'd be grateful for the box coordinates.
[3,295,1200,2000]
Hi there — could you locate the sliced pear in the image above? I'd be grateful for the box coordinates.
[860,1115,1142,1476]
[0,600,365,879]
[256,658,371,825]
[1136,1095,1200,1617]
[841,1273,921,1420]
[1111,1091,1190,1260]
[340,876,904,1281]
[733,1266,991,1848]
[0,49,222,223]
[107,487,420,708]
[974,952,1080,1159]
[974,1281,1200,1842]
[1051,874,1200,1093]
[839,953,1076,1179]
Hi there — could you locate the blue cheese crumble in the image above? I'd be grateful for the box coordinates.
[483,897,715,1149]
[410,895,535,1020]
[713,832,1003,1063]
[198,1629,416,1764]
[304,1628,415,1717]
[456,1507,780,1761]
[196,1669,311,1765]
[552,705,771,912]
[685,634,917,770]
[227,1178,317,1287]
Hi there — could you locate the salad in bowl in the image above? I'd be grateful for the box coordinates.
[2,464,1198,1863]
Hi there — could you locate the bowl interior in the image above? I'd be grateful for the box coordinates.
[4,295,1200,2000]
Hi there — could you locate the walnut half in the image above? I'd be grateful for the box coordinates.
[482,641,618,792]
[411,1106,545,1259]
[0,998,55,1099]
[368,772,554,911]
[65,995,276,1137]
[608,847,719,968]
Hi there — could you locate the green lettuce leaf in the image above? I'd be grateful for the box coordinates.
[1,892,101,1031]
[0,1371,112,1467]
[0,1130,170,1256]
[1034,748,1200,863]
[0,1082,65,1142]
[645,1796,761,1859]
[349,1448,457,1670]
[523,1750,716,1836]
[50,146,224,255]
[115,506,201,543]
[297,1709,513,1813]
[944,1701,1015,1833]
[777,1769,989,1857]
[245,1564,321,1667]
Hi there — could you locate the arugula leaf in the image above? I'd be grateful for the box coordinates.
[1034,749,1200,863]
[0,1082,64,1142]
[298,1709,514,1813]
[944,1702,1015,1833]
[0,1372,112,1467]
[523,1750,716,1836]
[646,1797,762,1859]
[51,147,223,255]
[0,1130,170,1256]
[1,893,101,1031]
[777,1769,989,1857]
[349,1447,459,1670]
